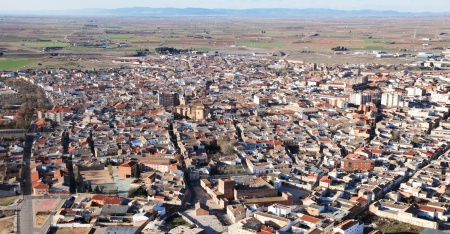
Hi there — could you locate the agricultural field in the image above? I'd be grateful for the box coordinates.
[0,58,34,69]
[1,16,450,70]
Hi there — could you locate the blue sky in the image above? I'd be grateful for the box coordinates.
[4,0,450,12]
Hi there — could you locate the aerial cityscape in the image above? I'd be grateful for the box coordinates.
[2,1,450,234]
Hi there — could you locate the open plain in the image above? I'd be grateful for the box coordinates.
[1,16,450,69]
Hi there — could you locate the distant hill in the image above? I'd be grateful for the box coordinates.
[2,8,450,17]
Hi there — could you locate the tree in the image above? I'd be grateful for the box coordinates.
[94,185,100,193]
[108,164,113,176]
[81,183,87,193]
[75,171,82,184]
[218,138,235,155]
[128,186,148,198]
[105,158,112,167]
[390,135,399,141]
[88,184,93,193]
[433,77,438,85]
[0,51,3,57]
[134,164,141,178]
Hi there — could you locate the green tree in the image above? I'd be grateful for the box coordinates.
[81,183,87,193]
[128,186,148,198]
[88,184,93,193]
[134,164,141,178]
[94,185,100,193]
[75,171,82,184]
[433,77,438,84]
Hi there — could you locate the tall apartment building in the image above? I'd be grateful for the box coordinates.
[38,110,64,123]
[381,92,405,107]
[349,92,372,106]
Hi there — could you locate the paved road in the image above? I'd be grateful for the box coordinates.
[19,195,68,234]
[20,197,38,234]
[65,157,77,194]
[18,132,69,234]
[19,133,34,234]
[39,199,65,234]
[21,134,34,196]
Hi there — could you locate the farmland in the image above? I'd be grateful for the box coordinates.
[0,58,34,69]
[0,16,450,69]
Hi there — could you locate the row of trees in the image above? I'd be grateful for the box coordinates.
[80,184,105,193]
[155,47,190,54]
[1,78,52,129]
[331,46,348,51]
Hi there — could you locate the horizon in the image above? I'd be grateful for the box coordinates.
[2,0,450,13]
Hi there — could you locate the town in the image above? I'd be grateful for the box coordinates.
[1,47,450,234]
[2,7,450,234]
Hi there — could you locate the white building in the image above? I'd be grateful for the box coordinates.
[406,87,424,97]
[349,92,372,105]
[430,91,450,103]
[333,219,363,234]
[381,92,405,107]
[268,203,291,217]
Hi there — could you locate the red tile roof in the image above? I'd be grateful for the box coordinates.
[34,182,49,190]
[300,214,321,224]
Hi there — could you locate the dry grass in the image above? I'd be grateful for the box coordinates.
[0,216,15,234]
[35,214,49,227]
[0,196,18,206]
[55,228,91,234]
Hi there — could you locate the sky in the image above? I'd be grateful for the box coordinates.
[3,0,450,12]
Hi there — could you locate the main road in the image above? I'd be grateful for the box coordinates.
[19,133,35,234]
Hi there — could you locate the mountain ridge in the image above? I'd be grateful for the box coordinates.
[1,7,449,17]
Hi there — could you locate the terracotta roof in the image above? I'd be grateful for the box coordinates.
[33,182,49,190]
[300,214,321,224]
[335,219,361,231]
[91,195,123,205]
[417,204,445,213]
[119,160,138,168]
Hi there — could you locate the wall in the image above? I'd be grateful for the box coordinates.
[118,166,132,179]
[253,212,292,231]
[369,203,438,229]
[52,224,91,228]
[234,187,278,199]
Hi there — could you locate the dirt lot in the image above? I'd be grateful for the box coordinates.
[0,216,15,234]
[55,228,91,234]
[35,212,50,227]
[364,213,425,234]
